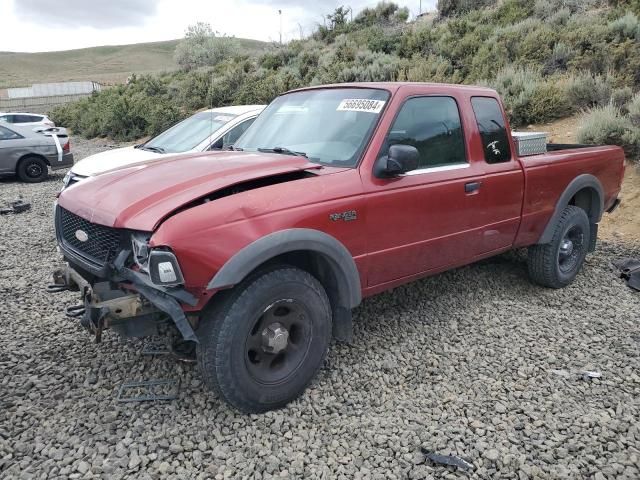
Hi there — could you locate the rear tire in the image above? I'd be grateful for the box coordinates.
[528,205,590,288]
[17,156,49,183]
[197,266,332,413]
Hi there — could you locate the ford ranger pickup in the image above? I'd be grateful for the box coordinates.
[50,82,625,413]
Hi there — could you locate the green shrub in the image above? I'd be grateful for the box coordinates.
[577,104,638,156]
[493,0,535,26]
[487,67,570,125]
[437,0,497,17]
[564,73,612,110]
[611,86,634,110]
[629,93,640,126]
[609,12,640,40]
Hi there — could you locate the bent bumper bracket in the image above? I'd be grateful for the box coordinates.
[111,250,199,344]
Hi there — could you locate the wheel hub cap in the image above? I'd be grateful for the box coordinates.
[560,239,574,257]
[261,322,289,354]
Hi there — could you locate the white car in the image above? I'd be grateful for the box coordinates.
[0,112,55,128]
[62,105,265,189]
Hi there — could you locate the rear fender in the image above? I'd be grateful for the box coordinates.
[537,174,604,245]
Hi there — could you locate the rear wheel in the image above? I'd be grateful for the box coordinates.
[17,156,49,183]
[528,205,590,288]
[197,267,332,413]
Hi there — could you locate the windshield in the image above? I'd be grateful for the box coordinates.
[143,111,237,153]
[235,88,390,167]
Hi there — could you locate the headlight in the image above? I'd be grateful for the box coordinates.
[131,232,151,272]
[149,250,184,286]
[62,171,72,189]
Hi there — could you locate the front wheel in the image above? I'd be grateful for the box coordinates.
[197,267,332,413]
[528,205,590,288]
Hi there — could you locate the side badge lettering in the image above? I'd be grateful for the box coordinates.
[330,210,357,222]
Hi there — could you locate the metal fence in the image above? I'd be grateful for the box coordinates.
[0,93,92,114]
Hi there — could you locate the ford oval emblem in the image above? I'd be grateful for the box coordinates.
[75,229,89,242]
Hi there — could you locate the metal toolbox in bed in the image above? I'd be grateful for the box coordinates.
[511,132,548,156]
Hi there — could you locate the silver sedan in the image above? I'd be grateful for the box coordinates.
[0,121,74,183]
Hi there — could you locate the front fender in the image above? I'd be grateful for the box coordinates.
[207,228,362,309]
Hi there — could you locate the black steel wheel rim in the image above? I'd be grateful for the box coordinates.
[26,162,43,178]
[244,299,312,385]
[558,225,584,274]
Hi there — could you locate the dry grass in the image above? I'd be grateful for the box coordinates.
[0,38,267,88]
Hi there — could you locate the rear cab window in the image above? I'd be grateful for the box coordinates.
[471,97,512,164]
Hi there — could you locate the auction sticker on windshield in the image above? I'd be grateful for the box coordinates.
[337,99,386,114]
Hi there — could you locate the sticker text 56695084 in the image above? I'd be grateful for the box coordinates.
[336,99,386,114]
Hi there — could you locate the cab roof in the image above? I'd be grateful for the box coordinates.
[288,82,498,96]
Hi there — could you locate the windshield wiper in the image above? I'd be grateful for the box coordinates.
[258,147,307,158]
[139,145,166,153]
[225,145,243,151]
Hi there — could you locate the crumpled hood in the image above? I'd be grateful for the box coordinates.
[71,146,166,177]
[58,151,321,231]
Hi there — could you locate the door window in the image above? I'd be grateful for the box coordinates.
[210,118,257,150]
[384,96,467,171]
[471,97,512,164]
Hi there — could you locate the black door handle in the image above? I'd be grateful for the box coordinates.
[465,181,482,193]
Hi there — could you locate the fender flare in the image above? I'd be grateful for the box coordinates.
[537,174,604,244]
[207,228,362,309]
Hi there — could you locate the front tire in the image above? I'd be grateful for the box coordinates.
[528,205,590,288]
[197,267,332,413]
[17,156,49,183]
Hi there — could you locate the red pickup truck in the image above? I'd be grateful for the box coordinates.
[51,83,625,412]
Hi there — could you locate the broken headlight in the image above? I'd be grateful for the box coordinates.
[131,232,151,273]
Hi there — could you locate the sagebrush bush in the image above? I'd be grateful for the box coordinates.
[487,67,570,125]
[609,12,640,40]
[564,73,612,111]
[629,93,640,126]
[611,86,634,110]
[577,104,638,156]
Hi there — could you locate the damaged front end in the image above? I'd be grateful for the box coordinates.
[49,205,199,344]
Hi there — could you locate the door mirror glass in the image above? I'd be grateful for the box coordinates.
[374,144,419,178]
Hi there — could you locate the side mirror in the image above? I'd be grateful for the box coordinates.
[374,144,419,178]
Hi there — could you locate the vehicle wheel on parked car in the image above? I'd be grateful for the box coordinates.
[528,205,590,289]
[17,156,49,183]
[197,266,332,413]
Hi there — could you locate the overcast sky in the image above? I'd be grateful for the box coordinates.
[0,0,437,53]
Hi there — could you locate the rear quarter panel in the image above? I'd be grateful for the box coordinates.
[515,145,625,246]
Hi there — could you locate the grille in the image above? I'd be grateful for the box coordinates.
[58,207,122,265]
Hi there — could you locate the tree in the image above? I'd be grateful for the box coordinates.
[174,22,239,71]
[326,6,351,30]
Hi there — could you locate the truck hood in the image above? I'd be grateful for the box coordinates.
[58,151,324,231]
[71,146,167,176]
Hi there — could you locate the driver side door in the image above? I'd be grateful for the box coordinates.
[362,95,487,288]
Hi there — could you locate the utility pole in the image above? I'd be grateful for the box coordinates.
[279,10,282,45]
[419,0,422,14]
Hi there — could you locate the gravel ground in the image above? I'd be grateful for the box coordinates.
[1,138,639,479]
